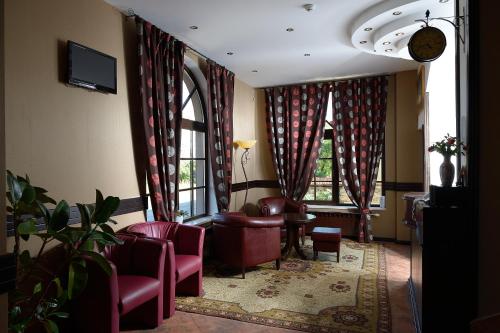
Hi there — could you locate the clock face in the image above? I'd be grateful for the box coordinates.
[408,26,447,62]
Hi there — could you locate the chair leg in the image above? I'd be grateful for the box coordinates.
[337,246,340,263]
[242,266,245,279]
[313,250,318,261]
[276,258,281,270]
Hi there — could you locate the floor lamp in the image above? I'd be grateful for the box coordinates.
[234,140,257,208]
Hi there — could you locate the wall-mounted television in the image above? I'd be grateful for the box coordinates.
[67,41,117,94]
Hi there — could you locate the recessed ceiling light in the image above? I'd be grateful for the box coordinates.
[359,41,367,44]
[304,53,311,56]
[385,48,393,52]
[364,27,373,31]
[439,0,449,3]
[189,25,198,30]
[393,11,402,15]
[286,27,294,32]
[395,32,405,36]
[252,70,258,73]
[227,52,234,55]
[382,41,391,45]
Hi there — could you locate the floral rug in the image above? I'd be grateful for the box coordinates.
[176,238,390,333]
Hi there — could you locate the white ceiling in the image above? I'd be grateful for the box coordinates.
[104,0,452,87]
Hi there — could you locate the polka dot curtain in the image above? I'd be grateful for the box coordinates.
[265,83,330,201]
[206,61,235,212]
[136,18,185,221]
[331,76,388,243]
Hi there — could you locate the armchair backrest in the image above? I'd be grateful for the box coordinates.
[257,196,307,216]
[103,234,137,275]
[212,212,284,228]
[127,221,178,241]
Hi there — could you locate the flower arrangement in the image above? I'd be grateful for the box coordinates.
[175,210,188,217]
[428,134,466,157]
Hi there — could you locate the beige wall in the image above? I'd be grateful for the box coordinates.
[4,0,146,254]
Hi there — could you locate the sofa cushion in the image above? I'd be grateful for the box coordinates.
[117,275,161,315]
[175,254,202,282]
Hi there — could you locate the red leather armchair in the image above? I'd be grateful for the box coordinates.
[73,234,166,333]
[126,221,205,318]
[257,196,308,245]
[212,212,284,278]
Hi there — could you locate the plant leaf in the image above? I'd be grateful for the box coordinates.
[19,182,36,204]
[17,219,37,235]
[43,319,59,333]
[81,251,112,276]
[53,278,63,297]
[93,196,120,224]
[49,312,69,319]
[19,250,32,267]
[7,170,22,205]
[49,200,70,232]
[99,223,115,236]
[77,203,91,231]
[33,282,42,295]
[95,189,104,209]
[67,259,87,300]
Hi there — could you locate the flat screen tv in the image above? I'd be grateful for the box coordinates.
[67,41,117,94]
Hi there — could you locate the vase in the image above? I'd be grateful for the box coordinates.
[175,216,183,223]
[439,155,455,187]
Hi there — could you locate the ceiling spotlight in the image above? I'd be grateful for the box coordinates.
[189,25,198,30]
[393,11,402,15]
[359,41,367,44]
[303,4,316,12]
[286,27,294,32]
[385,48,393,52]
[252,70,258,73]
[227,52,234,55]
[382,41,391,45]
[439,0,449,2]
[395,32,405,36]
[304,53,311,56]
[364,27,373,31]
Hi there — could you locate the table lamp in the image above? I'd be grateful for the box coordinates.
[234,139,257,208]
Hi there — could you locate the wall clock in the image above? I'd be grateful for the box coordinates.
[408,26,447,62]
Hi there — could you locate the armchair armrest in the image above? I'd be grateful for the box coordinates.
[213,213,284,228]
[132,237,166,280]
[175,224,205,256]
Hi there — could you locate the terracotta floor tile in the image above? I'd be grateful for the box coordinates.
[124,242,415,333]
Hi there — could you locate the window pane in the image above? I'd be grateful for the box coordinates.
[315,183,332,201]
[371,182,382,206]
[183,98,195,121]
[194,188,206,216]
[182,81,190,105]
[319,139,333,158]
[377,159,383,181]
[181,129,192,158]
[315,159,332,180]
[178,190,192,218]
[326,91,333,122]
[191,91,205,123]
[193,131,205,158]
[304,186,315,201]
[194,160,205,187]
[179,160,192,190]
[339,183,352,204]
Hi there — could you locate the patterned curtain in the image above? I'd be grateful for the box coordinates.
[206,60,235,212]
[136,18,185,220]
[265,84,330,200]
[331,76,388,242]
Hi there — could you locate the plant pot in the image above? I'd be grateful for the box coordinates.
[175,216,183,223]
[440,155,455,187]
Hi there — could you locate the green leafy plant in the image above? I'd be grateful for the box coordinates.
[6,170,123,333]
[175,210,188,217]
[428,134,467,157]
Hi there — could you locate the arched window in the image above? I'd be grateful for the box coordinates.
[178,68,208,220]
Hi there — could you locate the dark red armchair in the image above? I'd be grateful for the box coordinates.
[126,221,204,318]
[212,212,284,278]
[73,234,166,333]
[257,196,308,245]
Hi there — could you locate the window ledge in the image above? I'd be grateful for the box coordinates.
[306,204,385,214]
[183,215,213,227]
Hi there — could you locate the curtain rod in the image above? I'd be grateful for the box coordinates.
[258,72,394,90]
[125,10,212,63]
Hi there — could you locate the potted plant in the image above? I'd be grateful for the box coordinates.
[428,134,466,187]
[174,210,187,223]
[6,170,123,333]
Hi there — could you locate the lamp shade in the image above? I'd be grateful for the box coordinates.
[234,139,257,149]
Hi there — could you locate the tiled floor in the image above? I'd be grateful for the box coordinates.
[126,242,415,333]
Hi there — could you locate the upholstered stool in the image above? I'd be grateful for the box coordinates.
[311,227,342,262]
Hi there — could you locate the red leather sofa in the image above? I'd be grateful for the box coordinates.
[257,196,308,245]
[73,234,166,333]
[126,221,205,318]
[212,212,284,278]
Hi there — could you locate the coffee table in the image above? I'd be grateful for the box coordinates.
[281,213,316,260]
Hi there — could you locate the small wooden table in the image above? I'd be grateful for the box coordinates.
[281,213,316,260]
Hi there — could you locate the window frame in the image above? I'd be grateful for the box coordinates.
[178,67,209,221]
[304,127,386,207]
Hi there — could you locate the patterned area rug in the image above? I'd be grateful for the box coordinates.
[177,238,390,333]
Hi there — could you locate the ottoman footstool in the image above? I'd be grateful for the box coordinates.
[311,227,342,262]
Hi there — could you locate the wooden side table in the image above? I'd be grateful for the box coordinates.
[281,213,315,260]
